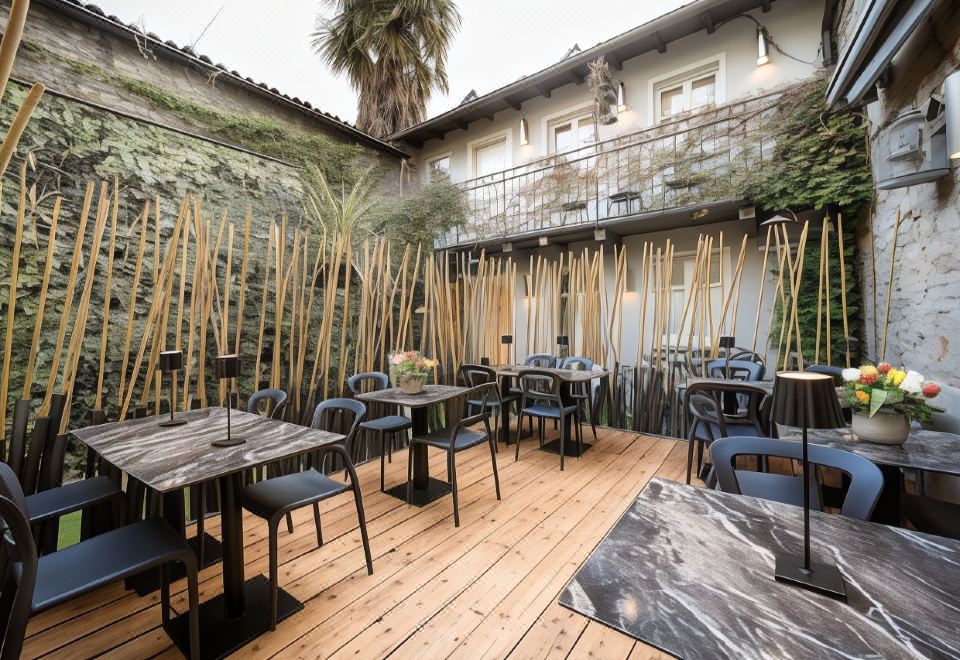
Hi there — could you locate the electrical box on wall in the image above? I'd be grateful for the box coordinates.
[874,101,950,190]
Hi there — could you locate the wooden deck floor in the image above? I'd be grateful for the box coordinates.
[25,426,694,659]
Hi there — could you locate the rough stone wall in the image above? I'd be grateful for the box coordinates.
[837,1,960,388]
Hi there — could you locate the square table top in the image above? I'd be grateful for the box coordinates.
[560,478,960,659]
[778,425,960,476]
[354,384,467,408]
[71,407,344,493]
[493,365,610,382]
[686,376,774,394]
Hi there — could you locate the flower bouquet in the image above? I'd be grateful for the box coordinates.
[841,363,943,444]
[389,351,439,394]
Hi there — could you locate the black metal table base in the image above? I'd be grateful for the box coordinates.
[385,477,451,506]
[539,439,592,457]
[127,533,223,596]
[164,574,303,660]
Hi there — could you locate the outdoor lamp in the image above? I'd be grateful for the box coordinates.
[718,335,736,378]
[557,335,570,359]
[213,354,244,447]
[617,81,627,112]
[769,372,846,599]
[520,117,530,146]
[501,334,514,366]
[945,70,960,160]
[157,350,186,427]
[757,27,770,66]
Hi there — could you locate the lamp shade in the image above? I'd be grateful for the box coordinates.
[770,372,844,429]
[501,335,513,345]
[556,335,569,346]
[158,350,183,372]
[214,354,240,379]
[718,335,737,350]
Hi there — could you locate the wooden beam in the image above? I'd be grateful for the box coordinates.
[652,32,667,54]
[702,11,715,34]
[506,96,522,111]
[569,70,585,85]
[536,84,552,99]
[455,120,469,131]
[607,54,622,70]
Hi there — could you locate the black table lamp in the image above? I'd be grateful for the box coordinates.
[213,354,243,447]
[157,350,187,427]
[557,335,569,359]
[501,335,513,366]
[769,371,847,599]
[718,335,737,378]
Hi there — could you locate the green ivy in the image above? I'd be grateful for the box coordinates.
[369,173,468,246]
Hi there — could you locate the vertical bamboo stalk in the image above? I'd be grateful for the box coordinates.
[94,178,120,410]
[0,168,26,437]
[837,214,851,368]
[22,196,60,399]
[118,201,149,413]
[880,208,903,362]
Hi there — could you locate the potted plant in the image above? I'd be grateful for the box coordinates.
[389,351,438,395]
[841,363,943,444]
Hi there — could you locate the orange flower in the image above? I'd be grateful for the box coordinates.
[855,390,870,404]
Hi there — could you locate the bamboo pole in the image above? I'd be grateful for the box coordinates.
[0,83,44,181]
[0,0,30,100]
[234,209,252,355]
[118,201,149,413]
[22,195,60,398]
[879,208,903,362]
[93,178,119,411]
[824,218,833,366]
[750,226,772,354]
[0,168,26,438]
[837,213,851,368]
[815,219,826,365]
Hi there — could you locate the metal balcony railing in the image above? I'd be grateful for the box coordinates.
[437,88,791,249]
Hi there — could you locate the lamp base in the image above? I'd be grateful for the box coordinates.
[774,552,847,600]
[211,437,245,448]
[158,418,188,427]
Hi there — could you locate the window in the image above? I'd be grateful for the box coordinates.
[663,250,729,335]
[425,153,451,180]
[550,114,594,154]
[473,137,507,178]
[652,59,722,123]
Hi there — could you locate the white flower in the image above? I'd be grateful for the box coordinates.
[900,370,924,394]
[841,368,861,383]
[390,354,405,365]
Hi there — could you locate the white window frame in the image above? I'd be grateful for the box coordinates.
[466,129,513,179]
[540,102,595,157]
[658,246,731,336]
[646,54,726,126]
[423,151,453,180]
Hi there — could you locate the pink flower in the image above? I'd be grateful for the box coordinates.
[390,354,405,365]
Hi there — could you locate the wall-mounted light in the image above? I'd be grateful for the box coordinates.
[617,81,627,112]
[945,70,960,160]
[519,116,530,146]
[756,27,770,66]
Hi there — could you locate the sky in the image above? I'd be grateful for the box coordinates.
[91,0,691,125]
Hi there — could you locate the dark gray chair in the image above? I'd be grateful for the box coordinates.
[559,355,598,441]
[514,370,580,470]
[0,463,200,659]
[805,364,844,380]
[407,383,500,527]
[685,381,766,485]
[705,358,765,382]
[524,353,557,368]
[710,436,884,520]
[346,371,412,492]
[459,364,519,449]
[247,388,288,420]
[242,399,372,630]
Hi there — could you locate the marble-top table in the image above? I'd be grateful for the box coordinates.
[493,364,610,382]
[356,385,467,505]
[560,478,960,659]
[72,407,344,658]
[686,376,773,394]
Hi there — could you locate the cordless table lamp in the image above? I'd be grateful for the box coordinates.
[501,335,513,365]
[769,371,847,599]
[157,350,187,427]
[212,354,243,447]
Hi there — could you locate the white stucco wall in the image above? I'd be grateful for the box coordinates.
[412,0,826,184]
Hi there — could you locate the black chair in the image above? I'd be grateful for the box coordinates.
[710,436,884,520]
[0,463,200,658]
[242,399,372,630]
[247,388,288,420]
[459,364,519,448]
[524,353,557,368]
[407,383,500,527]
[346,371,412,492]
[705,358,764,382]
[684,381,765,485]
[805,364,844,380]
[514,369,580,470]
[559,355,598,441]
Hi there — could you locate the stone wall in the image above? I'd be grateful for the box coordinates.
[837,1,960,388]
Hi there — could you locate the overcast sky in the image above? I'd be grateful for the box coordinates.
[91,0,691,125]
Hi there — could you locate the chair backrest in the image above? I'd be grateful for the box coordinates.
[559,355,593,371]
[311,398,367,445]
[0,463,38,660]
[805,364,843,380]
[729,349,765,366]
[247,388,288,420]
[710,436,884,520]
[459,364,497,387]
[345,371,389,395]
[685,380,766,437]
[517,369,562,405]
[705,359,764,382]
[523,353,556,368]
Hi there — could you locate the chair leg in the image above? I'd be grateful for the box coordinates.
[492,409,499,454]
[269,517,280,631]
[489,437,501,500]
[196,487,205,568]
[685,426,697,485]
[560,414,566,471]
[185,561,200,660]
[406,444,414,504]
[351,477,374,575]
[160,563,171,626]
[285,511,294,534]
[449,450,460,527]
[515,413,524,462]
[587,391,598,440]
[380,432,387,493]
[313,502,323,547]
[696,440,704,480]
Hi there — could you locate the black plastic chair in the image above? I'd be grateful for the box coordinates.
[514,369,580,470]
[805,364,844,380]
[684,381,766,485]
[705,358,764,382]
[710,436,884,520]
[241,401,372,630]
[524,353,557,368]
[407,383,500,527]
[559,356,598,441]
[459,364,519,449]
[0,463,200,659]
[346,371,412,492]
[247,388,288,420]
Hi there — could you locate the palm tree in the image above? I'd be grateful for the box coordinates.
[313,0,461,139]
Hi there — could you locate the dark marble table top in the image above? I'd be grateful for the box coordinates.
[71,407,344,493]
[355,384,467,409]
[778,425,960,476]
[686,376,773,393]
[494,365,610,382]
[560,478,960,659]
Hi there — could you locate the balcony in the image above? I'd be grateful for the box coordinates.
[438,88,793,249]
